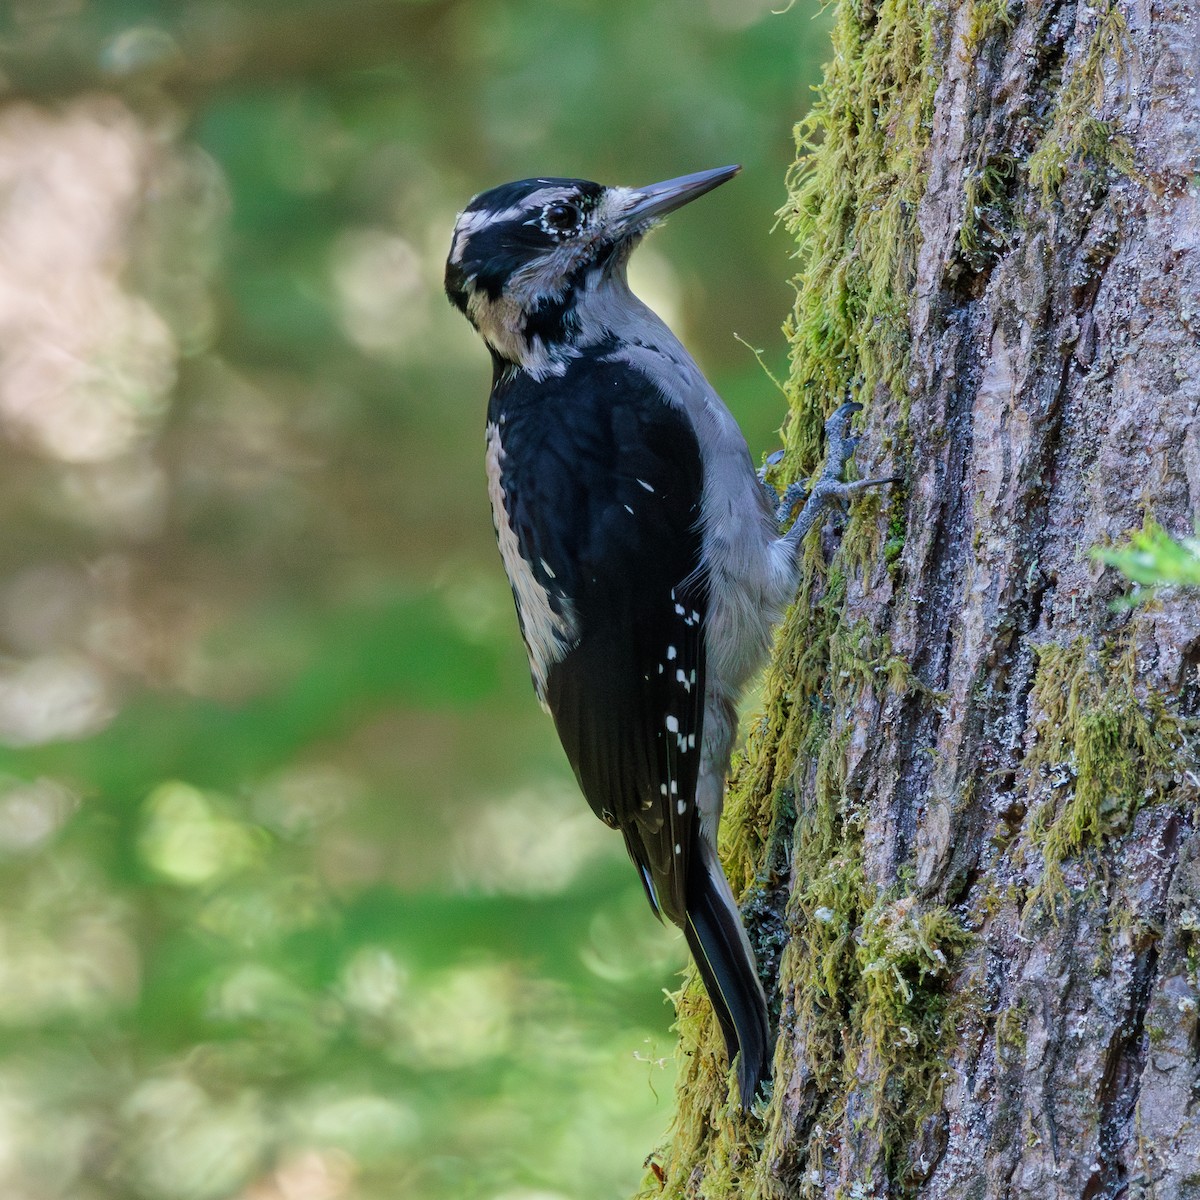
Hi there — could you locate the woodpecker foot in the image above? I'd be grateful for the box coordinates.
[823,400,861,476]
[779,402,898,546]
[774,479,808,524]
[757,448,786,510]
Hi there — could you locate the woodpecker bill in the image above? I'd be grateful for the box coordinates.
[445,165,891,1108]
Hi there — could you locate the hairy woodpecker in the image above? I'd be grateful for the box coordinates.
[445,165,889,1108]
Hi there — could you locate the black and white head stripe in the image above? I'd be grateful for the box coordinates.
[445,178,607,310]
[445,167,740,356]
[444,177,652,378]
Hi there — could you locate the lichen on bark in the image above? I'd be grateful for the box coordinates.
[639,0,1200,1193]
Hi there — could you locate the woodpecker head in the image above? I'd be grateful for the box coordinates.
[445,165,739,376]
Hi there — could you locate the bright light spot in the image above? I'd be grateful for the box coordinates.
[580,891,684,983]
[331,228,429,360]
[437,567,511,644]
[100,26,182,76]
[0,776,78,854]
[0,654,114,746]
[240,1149,355,1200]
[452,786,614,896]
[138,781,263,886]
[195,875,327,946]
[339,946,410,1018]
[0,1091,32,1184]
[0,1083,93,1195]
[0,917,140,1023]
[400,964,515,1068]
[206,964,311,1023]
[0,861,139,1024]
[122,1077,267,1200]
[0,99,177,462]
[294,1093,420,1160]
[251,764,362,839]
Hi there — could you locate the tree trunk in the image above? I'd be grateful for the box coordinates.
[645,0,1200,1195]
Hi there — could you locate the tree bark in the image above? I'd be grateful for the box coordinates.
[646,0,1200,1195]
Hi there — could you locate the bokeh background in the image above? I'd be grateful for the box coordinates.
[0,3,829,1197]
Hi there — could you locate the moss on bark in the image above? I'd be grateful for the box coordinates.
[637,0,1198,1193]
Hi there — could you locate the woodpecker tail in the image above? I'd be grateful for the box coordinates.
[683,839,772,1108]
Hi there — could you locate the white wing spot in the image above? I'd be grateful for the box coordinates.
[539,558,556,579]
[674,843,682,855]
[677,799,687,815]
[660,783,668,796]
[623,504,634,514]
[666,645,677,660]
[665,715,679,733]
[637,479,655,492]
[669,779,678,795]
[674,604,685,615]
[687,733,696,749]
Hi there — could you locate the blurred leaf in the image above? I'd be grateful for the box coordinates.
[1094,520,1200,599]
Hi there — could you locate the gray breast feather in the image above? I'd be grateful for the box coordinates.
[601,325,786,691]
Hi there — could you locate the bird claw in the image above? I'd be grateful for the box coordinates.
[824,399,861,439]
[777,403,896,546]
[758,448,786,479]
[758,448,787,509]
[813,475,897,516]
[822,401,864,482]
[774,479,809,525]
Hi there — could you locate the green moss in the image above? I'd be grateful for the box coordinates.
[960,151,1016,269]
[955,0,1132,277]
[772,785,972,1192]
[643,0,953,1190]
[779,0,939,450]
[994,997,1029,1062]
[963,0,1013,55]
[858,896,973,1142]
[1026,3,1131,199]
[1023,638,1187,917]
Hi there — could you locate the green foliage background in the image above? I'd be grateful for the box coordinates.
[0,3,828,1197]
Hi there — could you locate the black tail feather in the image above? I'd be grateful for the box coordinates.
[683,842,771,1108]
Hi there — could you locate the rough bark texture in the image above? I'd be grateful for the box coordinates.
[642,0,1200,1196]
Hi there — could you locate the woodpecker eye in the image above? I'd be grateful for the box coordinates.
[542,202,582,235]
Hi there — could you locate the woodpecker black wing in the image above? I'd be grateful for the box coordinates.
[487,347,707,927]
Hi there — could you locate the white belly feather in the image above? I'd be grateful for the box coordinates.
[485,421,577,706]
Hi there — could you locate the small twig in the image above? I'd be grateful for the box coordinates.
[732,332,788,399]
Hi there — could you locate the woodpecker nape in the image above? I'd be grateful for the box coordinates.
[445,165,892,1109]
